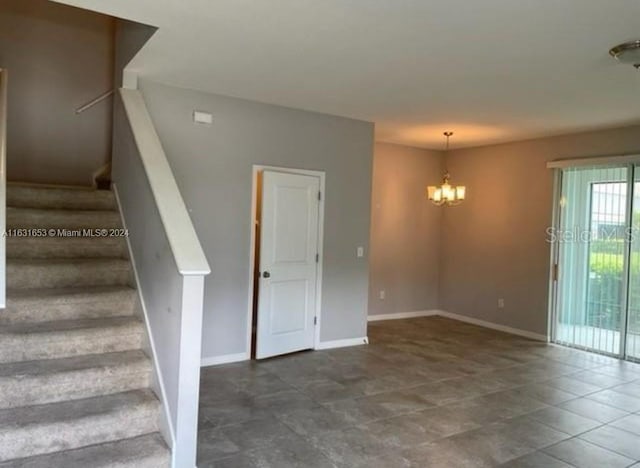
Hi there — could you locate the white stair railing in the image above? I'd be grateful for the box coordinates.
[0,69,7,308]
[112,88,210,468]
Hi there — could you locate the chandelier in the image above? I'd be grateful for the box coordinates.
[427,132,466,206]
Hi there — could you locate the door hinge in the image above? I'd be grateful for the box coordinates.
[318,191,322,201]
[315,253,319,263]
[552,263,559,282]
[314,316,318,325]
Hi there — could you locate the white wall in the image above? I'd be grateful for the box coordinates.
[0,0,114,186]
[139,79,374,360]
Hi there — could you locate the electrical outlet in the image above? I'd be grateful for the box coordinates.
[379,290,386,300]
[498,298,505,309]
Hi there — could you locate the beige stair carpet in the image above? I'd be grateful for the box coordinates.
[0,184,170,467]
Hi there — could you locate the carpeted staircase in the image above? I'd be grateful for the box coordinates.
[0,184,170,467]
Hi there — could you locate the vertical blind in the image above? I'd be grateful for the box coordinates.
[554,165,631,356]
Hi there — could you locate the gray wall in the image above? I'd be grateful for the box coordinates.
[369,142,443,316]
[0,0,114,186]
[113,19,156,88]
[139,79,374,359]
[440,125,640,336]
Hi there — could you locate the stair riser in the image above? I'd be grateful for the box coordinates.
[7,187,117,211]
[0,330,144,364]
[0,366,151,410]
[0,299,136,325]
[7,210,121,231]
[6,238,127,259]
[7,264,131,289]
[0,405,159,461]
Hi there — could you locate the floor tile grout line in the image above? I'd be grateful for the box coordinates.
[197,317,640,468]
[573,426,640,462]
[543,433,639,465]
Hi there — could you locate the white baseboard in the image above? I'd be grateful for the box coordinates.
[201,352,249,367]
[368,310,440,322]
[201,338,370,363]
[200,311,546,367]
[368,308,548,342]
[316,336,369,350]
[434,310,548,342]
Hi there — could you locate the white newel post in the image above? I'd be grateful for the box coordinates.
[174,275,206,467]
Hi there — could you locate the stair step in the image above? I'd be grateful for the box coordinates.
[1,286,137,325]
[0,433,170,468]
[7,184,117,211]
[6,236,128,259]
[7,207,121,231]
[0,390,160,462]
[7,258,131,289]
[0,350,151,410]
[0,184,164,466]
[0,317,144,364]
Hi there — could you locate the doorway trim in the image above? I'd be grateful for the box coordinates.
[247,165,326,358]
[547,168,562,344]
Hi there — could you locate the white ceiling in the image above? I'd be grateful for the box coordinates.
[54,0,640,149]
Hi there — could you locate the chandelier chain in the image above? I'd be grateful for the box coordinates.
[443,131,453,176]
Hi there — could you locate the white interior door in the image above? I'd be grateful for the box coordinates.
[256,170,320,359]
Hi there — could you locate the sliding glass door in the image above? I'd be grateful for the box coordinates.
[553,166,630,356]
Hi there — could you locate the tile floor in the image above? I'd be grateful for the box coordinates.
[198,317,640,467]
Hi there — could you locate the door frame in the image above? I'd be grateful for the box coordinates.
[547,168,562,344]
[548,161,639,359]
[247,165,326,358]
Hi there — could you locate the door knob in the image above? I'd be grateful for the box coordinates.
[263,271,271,278]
